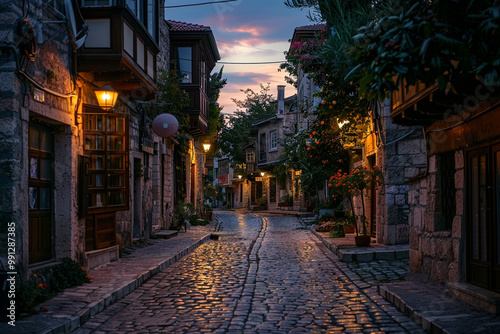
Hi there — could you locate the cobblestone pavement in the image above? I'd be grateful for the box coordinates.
[75,212,423,333]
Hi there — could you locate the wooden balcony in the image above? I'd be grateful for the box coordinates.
[391,76,487,126]
[78,2,158,97]
[181,83,209,136]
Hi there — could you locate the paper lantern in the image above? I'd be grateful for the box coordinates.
[152,113,179,137]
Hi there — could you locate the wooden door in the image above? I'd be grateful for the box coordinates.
[467,144,500,292]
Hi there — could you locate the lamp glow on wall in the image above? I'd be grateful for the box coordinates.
[95,86,118,111]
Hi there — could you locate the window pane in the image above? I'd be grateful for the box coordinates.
[108,174,124,188]
[106,117,116,132]
[40,188,51,210]
[147,0,156,39]
[92,193,104,207]
[30,157,38,179]
[116,118,125,132]
[96,115,103,131]
[40,127,52,153]
[126,0,137,15]
[108,135,124,151]
[176,47,192,83]
[93,155,104,170]
[96,135,103,150]
[107,191,124,206]
[108,155,124,170]
[29,125,40,149]
[40,158,52,180]
[93,174,104,187]
[29,187,38,209]
[85,135,94,150]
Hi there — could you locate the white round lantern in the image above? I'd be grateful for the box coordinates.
[152,113,179,137]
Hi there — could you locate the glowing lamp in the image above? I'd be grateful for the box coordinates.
[238,175,242,179]
[260,172,265,177]
[203,143,211,152]
[152,113,179,137]
[95,86,118,111]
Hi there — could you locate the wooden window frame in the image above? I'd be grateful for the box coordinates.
[82,106,129,214]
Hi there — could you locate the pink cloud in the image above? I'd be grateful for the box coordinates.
[234,38,270,47]
[224,25,269,36]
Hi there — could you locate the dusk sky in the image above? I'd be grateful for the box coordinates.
[164,0,314,115]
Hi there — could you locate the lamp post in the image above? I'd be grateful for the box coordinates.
[95,86,118,111]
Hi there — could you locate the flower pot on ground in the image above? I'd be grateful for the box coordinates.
[355,235,371,247]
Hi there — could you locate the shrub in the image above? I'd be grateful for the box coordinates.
[17,273,50,313]
[51,258,91,292]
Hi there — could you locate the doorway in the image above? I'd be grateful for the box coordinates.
[467,143,500,292]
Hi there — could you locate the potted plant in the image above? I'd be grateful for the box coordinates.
[256,196,267,209]
[201,203,213,220]
[329,166,383,246]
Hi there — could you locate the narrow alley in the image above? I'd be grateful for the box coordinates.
[74,212,422,333]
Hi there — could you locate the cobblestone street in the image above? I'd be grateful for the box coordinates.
[74,212,423,333]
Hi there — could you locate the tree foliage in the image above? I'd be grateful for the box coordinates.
[218,83,276,165]
[352,0,500,100]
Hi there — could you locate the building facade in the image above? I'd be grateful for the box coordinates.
[391,78,500,311]
[0,1,219,279]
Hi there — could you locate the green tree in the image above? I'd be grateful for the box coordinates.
[218,83,276,165]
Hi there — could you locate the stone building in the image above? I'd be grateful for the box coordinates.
[0,1,218,278]
[287,24,426,245]
[252,86,301,210]
[391,78,500,312]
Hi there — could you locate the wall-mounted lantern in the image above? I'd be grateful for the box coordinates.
[238,175,242,179]
[95,86,118,111]
[260,172,265,177]
[203,143,211,152]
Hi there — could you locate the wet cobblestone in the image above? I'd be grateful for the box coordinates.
[75,212,422,333]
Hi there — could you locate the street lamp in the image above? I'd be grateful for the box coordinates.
[260,172,265,177]
[95,86,118,111]
[238,175,242,179]
[203,143,211,152]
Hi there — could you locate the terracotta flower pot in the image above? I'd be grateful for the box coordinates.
[355,235,371,247]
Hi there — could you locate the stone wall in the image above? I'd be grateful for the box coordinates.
[0,1,81,276]
[375,99,427,245]
[407,151,464,284]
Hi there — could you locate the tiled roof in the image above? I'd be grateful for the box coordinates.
[167,20,210,32]
[295,23,326,31]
